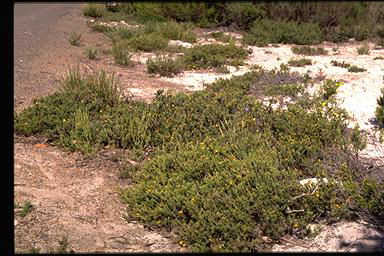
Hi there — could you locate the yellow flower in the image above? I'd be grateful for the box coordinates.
[293,223,299,228]
[179,240,187,247]
[177,210,183,215]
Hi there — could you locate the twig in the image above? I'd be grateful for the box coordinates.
[290,193,306,202]
[287,184,319,213]
[289,184,319,202]
[286,209,305,214]
[83,63,93,72]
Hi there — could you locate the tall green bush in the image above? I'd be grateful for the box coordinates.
[244,20,323,46]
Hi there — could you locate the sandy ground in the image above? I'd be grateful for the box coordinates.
[14,5,383,253]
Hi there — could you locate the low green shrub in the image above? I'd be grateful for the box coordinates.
[146,55,184,77]
[376,87,384,127]
[124,33,168,52]
[331,60,351,68]
[121,87,368,252]
[217,66,230,74]
[347,65,366,73]
[108,26,141,41]
[291,46,328,56]
[209,31,233,43]
[84,47,98,60]
[322,79,342,100]
[83,3,106,18]
[357,43,370,55]
[143,21,197,43]
[111,44,134,66]
[182,43,249,70]
[14,67,122,155]
[16,66,383,252]
[243,19,323,46]
[330,60,366,73]
[287,58,312,67]
[20,201,33,217]
[242,69,311,99]
[68,32,81,46]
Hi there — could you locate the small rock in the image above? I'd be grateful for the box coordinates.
[90,19,95,23]
[14,219,18,226]
[307,224,319,234]
[261,236,272,243]
[179,247,189,253]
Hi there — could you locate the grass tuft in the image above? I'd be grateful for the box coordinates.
[146,55,184,77]
[83,3,106,18]
[68,32,81,46]
[84,47,98,60]
[291,46,327,56]
[357,43,370,55]
[287,58,312,67]
[14,66,383,252]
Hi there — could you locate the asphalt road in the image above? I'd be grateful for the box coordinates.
[14,3,86,112]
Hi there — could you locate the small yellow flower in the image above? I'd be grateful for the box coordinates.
[293,223,299,228]
[179,240,187,247]
[177,210,183,215]
[156,220,162,225]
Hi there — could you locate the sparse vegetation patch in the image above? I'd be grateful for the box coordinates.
[244,20,323,46]
[291,46,327,56]
[357,43,370,55]
[375,87,384,127]
[287,58,312,67]
[347,65,367,73]
[68,32,81,46]
[84,47,98,60]
[146,55,184,77]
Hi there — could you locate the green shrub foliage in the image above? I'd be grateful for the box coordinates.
[94,2,383,44]
[376,87,384,127]
[15,67,383,252]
